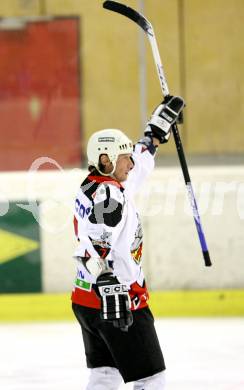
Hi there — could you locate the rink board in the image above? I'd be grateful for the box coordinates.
[1,167,244,293]
[0,289,244,322]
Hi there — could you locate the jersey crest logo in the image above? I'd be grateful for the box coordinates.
[130,214,143,264]
[131,242,143,264]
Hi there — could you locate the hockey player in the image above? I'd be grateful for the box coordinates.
[71,96,184,389]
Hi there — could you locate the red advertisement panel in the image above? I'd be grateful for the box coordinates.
[0,17,82,171]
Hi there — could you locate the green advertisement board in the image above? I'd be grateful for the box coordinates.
[0,202,41,293]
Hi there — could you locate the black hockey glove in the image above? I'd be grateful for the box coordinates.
[146,95,185,144]
[96,272,133,332]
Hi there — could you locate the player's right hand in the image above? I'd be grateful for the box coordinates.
[96,272,133,331]
[145,95,185,144]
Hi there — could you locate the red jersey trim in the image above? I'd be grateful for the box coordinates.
[73,216,78,238]
[88,175,124,189]
[72,287,101,309]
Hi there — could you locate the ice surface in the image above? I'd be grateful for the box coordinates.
[0,318,243,389]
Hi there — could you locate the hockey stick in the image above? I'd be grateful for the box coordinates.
[103,0,212,267]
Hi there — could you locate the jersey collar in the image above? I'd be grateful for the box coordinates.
[88,174,124,189]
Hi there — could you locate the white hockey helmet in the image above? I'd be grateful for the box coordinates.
[87,129,133,174]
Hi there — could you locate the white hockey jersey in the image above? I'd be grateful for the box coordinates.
[71,141,155,310]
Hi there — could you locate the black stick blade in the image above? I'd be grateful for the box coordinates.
[203,251,212,267]
[103,1,150,32]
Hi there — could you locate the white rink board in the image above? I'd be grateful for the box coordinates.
[0,319,244,390]
[0,166,244,291]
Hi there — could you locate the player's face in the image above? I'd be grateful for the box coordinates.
[113,154,134,182]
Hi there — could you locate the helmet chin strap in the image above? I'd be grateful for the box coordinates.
[96,158,117,176]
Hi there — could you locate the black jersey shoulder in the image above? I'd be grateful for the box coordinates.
[81,173,124,227]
